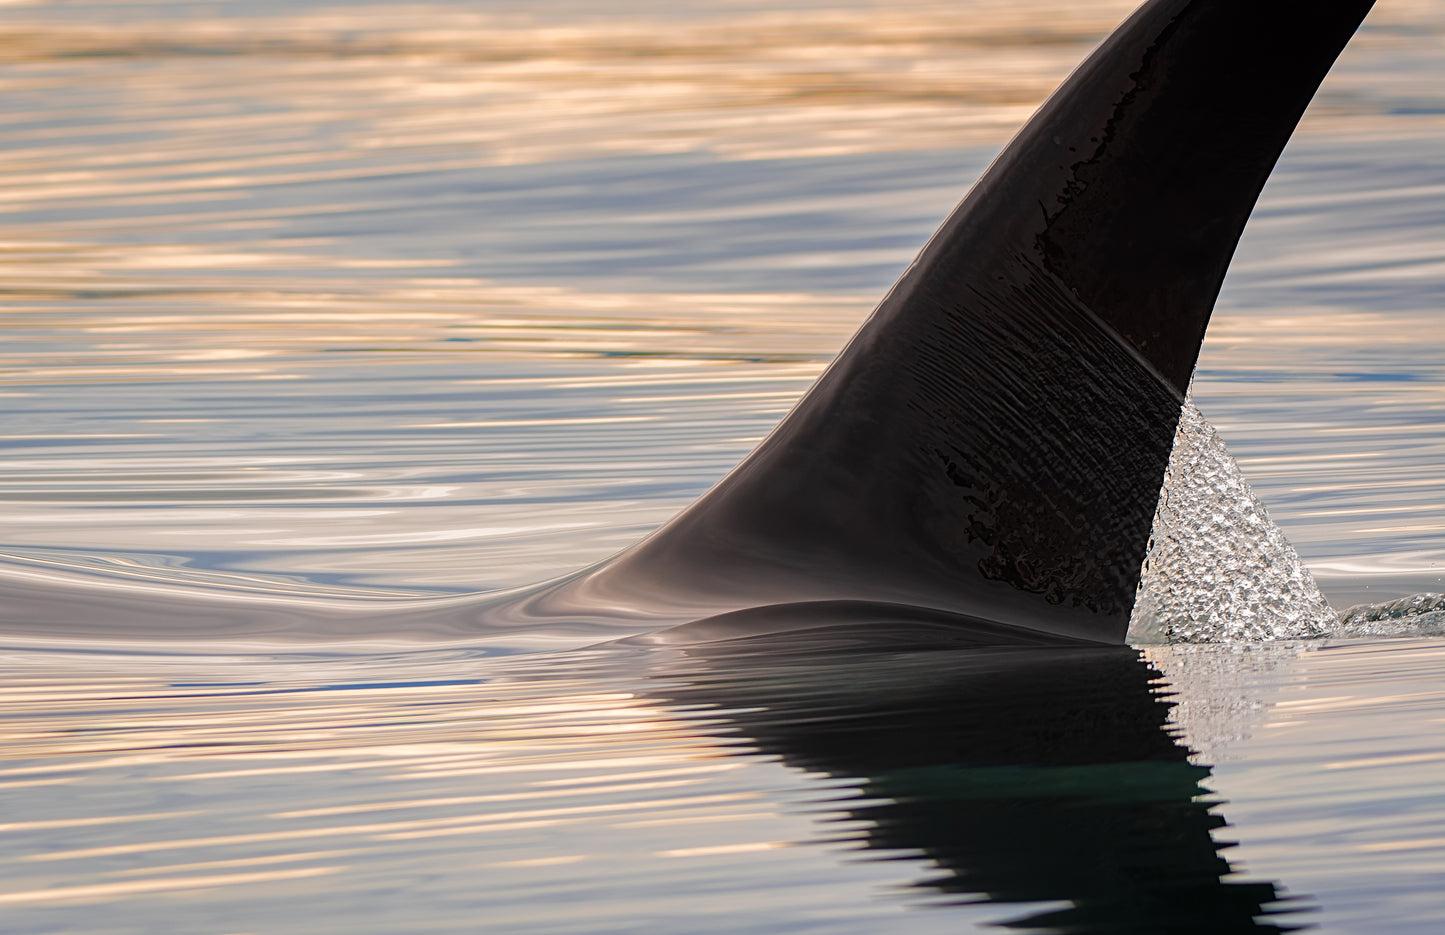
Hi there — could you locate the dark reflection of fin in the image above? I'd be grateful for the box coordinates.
[495,0,1375,644]
[646,643,1313,933]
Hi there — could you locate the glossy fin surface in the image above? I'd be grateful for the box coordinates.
[494,0,1376,644]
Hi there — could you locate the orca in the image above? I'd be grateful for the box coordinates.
[482,0,1378,646]
[0,0,1377,648]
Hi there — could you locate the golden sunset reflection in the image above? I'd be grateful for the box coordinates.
[0,649,852,913]
[0,636,1440,918]
[2,0,1433,397]
[0,12,1443,935]
[2,1,1445,929]
[0,1,1132,171]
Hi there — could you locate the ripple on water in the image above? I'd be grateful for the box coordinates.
[1,638,1443,933]
[3,2,1445,931]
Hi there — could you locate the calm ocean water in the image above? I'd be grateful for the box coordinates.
[2,0,1445,931]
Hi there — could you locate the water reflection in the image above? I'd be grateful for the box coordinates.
[6,638,1444,930]
[648,641,1308,932]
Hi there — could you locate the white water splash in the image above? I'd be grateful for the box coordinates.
[1337,592,1445,637]
[1128,399,1339,643]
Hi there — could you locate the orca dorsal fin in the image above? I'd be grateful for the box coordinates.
[511,0,1377,644]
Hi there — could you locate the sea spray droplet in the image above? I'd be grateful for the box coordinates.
[1129,399,1338,643]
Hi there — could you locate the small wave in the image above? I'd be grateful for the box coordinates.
[1337,592,1445,637]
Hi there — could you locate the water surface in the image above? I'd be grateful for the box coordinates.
[3,0,1445,930]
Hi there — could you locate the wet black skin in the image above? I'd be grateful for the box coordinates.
[493,0,1378,646]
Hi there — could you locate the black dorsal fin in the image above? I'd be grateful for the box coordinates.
[504,0,1377,644]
